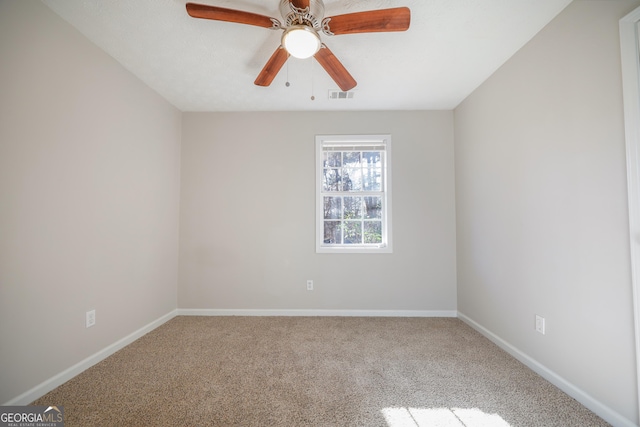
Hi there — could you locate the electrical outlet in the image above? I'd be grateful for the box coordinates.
[307,280,313,291]
[86,310,96,328]
[535,315,545,335]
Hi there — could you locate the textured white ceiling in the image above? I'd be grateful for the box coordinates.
[41,0,573,112]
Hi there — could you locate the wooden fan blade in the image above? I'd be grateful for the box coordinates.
[186,3,277,29]
[290,0,310,9]
[314,44,357,91]
[255,46,290,87]
[324,7,411,35]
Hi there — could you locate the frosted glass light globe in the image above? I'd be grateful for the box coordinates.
[282,26,321,59]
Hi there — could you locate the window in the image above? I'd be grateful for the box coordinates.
[315,135,392,253]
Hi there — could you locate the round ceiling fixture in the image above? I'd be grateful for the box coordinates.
[282,25,321,59]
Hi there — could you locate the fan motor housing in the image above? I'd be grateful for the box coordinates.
[279,0,325,30]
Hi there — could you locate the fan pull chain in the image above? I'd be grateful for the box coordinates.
[285,61,290,87]
[310,60,315,101]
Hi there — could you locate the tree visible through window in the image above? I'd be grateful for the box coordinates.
[316,135,392,253]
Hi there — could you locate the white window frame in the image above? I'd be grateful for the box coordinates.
[315,134,392,254]
[620,7,640,423]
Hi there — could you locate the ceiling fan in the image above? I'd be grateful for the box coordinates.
[186,0,411,91]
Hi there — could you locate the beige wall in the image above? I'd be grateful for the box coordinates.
[179,111,457,312]
[455,0,639,423]
[0,1,181,404]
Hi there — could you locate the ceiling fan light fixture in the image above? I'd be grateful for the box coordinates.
[282,25,321,59]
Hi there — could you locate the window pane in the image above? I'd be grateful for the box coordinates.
[324,152,341,167]
[342,168,362,191]
[324,221,342,244]
[364,221,382,244]
[323,197,342,219]
[343,151,361,166]
[364,196,382,219]
[344,221,362,244]
[363,151,381,166]
[343,197,362,219]
[323,168,342,191]
[362,167,381,191]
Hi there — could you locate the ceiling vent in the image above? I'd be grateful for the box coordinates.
[328,90,355,100]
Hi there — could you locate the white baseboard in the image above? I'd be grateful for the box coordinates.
[4,310,178,406]
[458,312,637,427]
[177,308,457,317]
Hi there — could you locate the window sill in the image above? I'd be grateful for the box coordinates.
[316,245,393,254]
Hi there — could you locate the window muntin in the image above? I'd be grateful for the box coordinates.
[316,135,392,253]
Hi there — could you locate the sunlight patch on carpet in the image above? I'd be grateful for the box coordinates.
[382,407,512,427]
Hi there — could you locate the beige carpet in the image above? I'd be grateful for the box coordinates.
[33,316,609,426]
